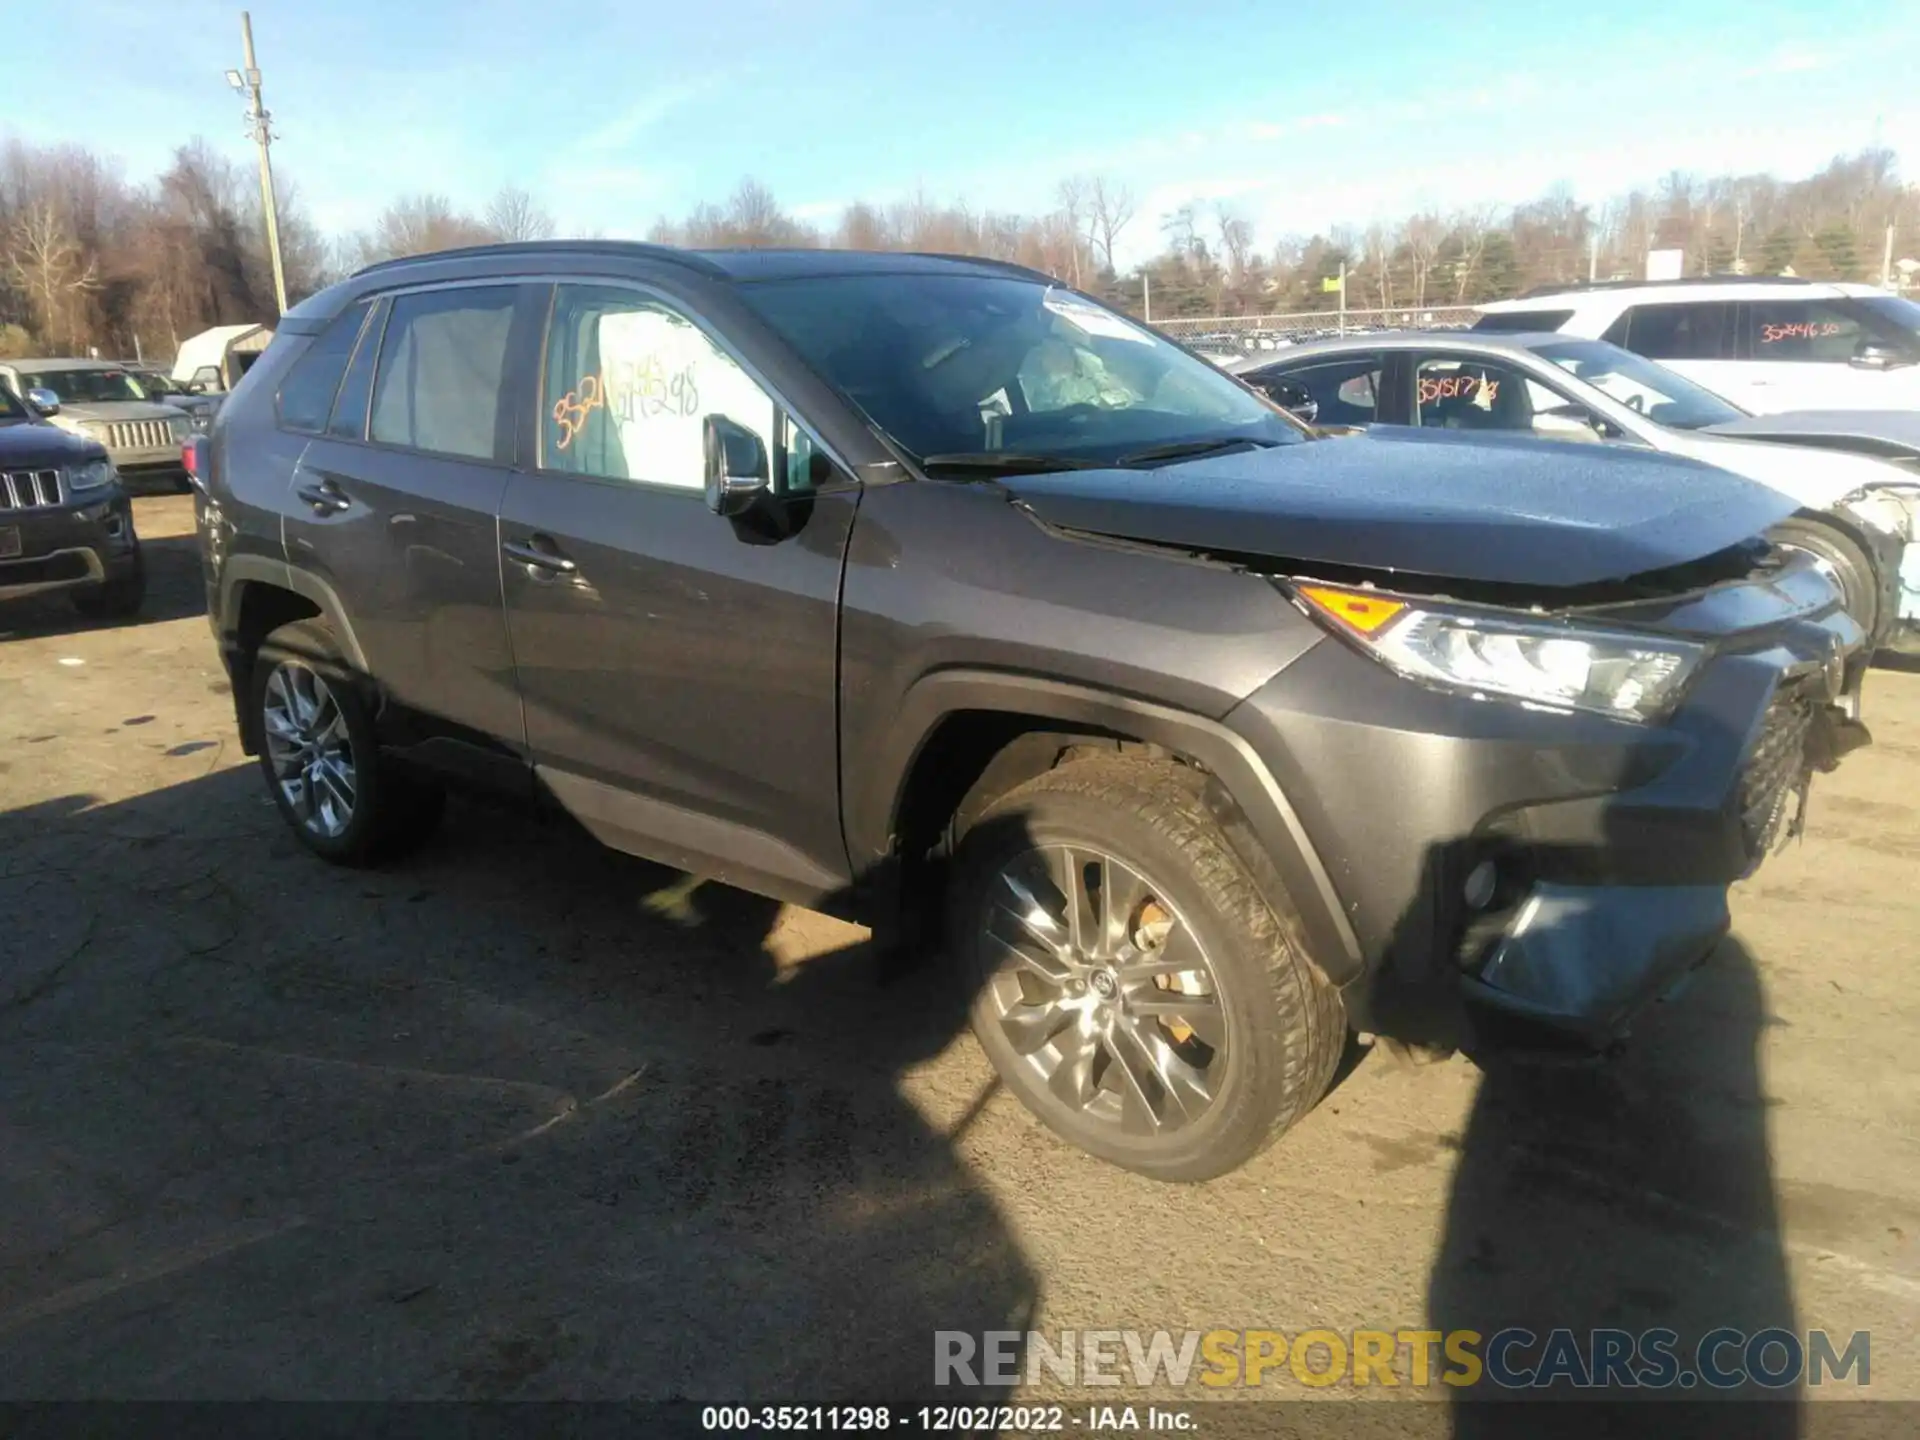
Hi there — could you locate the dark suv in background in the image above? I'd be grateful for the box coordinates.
[195,242,1868,1180]
[0,381,145,617]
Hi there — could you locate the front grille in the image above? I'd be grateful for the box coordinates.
[0,468,63,510]
[1738,683,1815,865]
[105,419,171,451]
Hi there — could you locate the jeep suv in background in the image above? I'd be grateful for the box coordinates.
[1,358,195,488]
[0,380,145,617]
[197,243,1869,1181]
[1475,277,1920,413]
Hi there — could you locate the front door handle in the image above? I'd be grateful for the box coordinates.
[502,536,578,574]
[295,478,351,514]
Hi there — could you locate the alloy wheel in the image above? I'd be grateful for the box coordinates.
[261,661,357,839]
[979,844,1229,1137]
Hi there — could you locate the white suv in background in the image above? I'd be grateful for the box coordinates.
[1476,279,1920,413]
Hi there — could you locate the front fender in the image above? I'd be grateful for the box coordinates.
[852,668,1364,984]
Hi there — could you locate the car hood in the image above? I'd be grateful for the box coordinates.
[1701,410,1920,461]
[998,428,1799,589]
[0,419,107,466]
[1654,427,1912,508]
[53,400,188,424]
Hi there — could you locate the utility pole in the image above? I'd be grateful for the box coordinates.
[227,12,288,316]
[1337,261,1347,336]
[1588,232,1598,283]
[1142,272,1151,323]
[1884,223,1898,290]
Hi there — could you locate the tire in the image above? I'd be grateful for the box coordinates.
[947,755,1345,1182]
[1771,515,1882,648]
[251,619,446,866]
[71,549,146,619]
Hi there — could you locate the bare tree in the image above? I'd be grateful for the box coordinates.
[484,185,556,242]
[1085,176,1136,276]
[1402,211,1445,307]
[1055,176,1088,286]
[5,202,98,350]
[355,194,492,266]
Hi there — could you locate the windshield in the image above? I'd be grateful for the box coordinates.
[0,384,29,422]
[1530,339,1748,430]
[734,272,1305,467]
[21,367,150,403]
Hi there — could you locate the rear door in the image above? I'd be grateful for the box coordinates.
[1607,301,1742,405]
[496,280,857,904]
[284,282,535,770]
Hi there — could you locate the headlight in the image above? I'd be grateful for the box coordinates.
[1840,483,1920,543]
[1290,582,1705,721]
[68,457,116,492]
[169,415,193,440]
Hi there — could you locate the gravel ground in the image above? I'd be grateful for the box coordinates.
[2,495,1916,1421]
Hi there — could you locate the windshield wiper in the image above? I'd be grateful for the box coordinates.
[1116,437,1283,467]
[917,452,1110,476]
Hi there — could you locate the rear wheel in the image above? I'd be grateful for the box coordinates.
[252,619,445,866]
[1771,515,1882,647]
[948,756,1344,1182]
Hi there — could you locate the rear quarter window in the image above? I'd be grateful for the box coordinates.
[276,302,372,434]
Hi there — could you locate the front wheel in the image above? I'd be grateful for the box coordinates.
[71,550,146,619]
[1771,515,1883,649]
[948,757,1344,1182]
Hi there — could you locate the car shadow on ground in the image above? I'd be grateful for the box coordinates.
[0,532,206,641]
[1429,936,1800,1435]
[0,769,1037,1401]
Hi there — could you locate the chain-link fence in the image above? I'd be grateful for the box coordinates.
[1148,306,1482,354]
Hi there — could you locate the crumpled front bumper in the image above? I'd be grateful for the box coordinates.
[1228,555,1870,1051]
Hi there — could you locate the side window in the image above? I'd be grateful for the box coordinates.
[1415,355,1581,436]
[1615,303,1730,361]
[1741,300,1866,362]
[542,285,775,490]
[326,298,388,440]
[1262,357,1381,426]
[369,286,518,461]
[276,302,370,434]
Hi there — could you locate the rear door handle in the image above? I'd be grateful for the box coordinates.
[295,478,351,513]
[502,536,578,574]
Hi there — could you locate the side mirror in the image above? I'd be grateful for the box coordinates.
[25,387,60,416]
[1850,342,1908,372]
[1261,379,1319,425]
[703,414,770,517]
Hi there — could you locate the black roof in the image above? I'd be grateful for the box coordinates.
[352,240,1054,286]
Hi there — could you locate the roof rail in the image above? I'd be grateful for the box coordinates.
[351,239,727,279]
[904,251,1060,284]
[1517,274,1813,299]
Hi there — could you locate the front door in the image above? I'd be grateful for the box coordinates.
[284,282,531,761]
[498,282,857,904]
[1734,297,1920,413]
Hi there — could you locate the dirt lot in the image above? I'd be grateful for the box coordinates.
[3,495,1917,1413]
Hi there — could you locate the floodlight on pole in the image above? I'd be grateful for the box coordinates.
[231,11,288,316]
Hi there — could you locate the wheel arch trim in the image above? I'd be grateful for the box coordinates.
[857,669,1364,982]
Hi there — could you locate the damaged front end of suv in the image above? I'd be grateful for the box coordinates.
[1001,431,1871,1059]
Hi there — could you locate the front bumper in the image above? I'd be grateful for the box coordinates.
[0,490,139,601]
[1228,559,1867,1050]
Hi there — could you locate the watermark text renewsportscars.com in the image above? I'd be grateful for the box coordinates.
[935,1327,1871,1391]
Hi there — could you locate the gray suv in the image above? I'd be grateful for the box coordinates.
[1,358,195,486]
[197,242,1870,1181]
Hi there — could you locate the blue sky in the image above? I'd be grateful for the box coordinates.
[23,0,1920,265]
